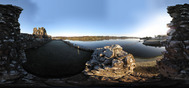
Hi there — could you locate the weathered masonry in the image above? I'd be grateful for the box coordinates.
[157,4,189,80]
[0,4,51,83]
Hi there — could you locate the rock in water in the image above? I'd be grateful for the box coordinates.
[157,4,189,80]
[83,44,135,80]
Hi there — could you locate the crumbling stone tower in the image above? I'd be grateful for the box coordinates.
[33,27,48,38]
[0,5,26,83]
[33,27,38,35]
[157,4,189,80]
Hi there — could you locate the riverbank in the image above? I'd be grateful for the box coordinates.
[53,36,138,41]
[143,39,165,46]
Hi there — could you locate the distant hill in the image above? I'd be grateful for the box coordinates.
[52,36,139,41]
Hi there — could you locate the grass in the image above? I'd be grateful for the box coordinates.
[135,61,159,74]
[134,55,162,76]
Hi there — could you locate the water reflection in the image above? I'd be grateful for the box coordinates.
[77,49,80,55]
[67,39,165,58]
[143,44,164,48]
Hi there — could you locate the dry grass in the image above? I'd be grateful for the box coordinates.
[134,56,162,76]
[134,61,159,74]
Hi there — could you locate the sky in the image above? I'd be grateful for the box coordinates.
[1,0,189,37]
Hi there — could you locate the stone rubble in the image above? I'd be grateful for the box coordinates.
[157,4,189,80]
[0,4,51,84]
[83,44,136,80]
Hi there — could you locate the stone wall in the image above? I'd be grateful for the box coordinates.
[0,4,51,83]
[157,4,189,80]
[20,33,51,50]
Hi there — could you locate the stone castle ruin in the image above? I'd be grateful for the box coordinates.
[1,3,189,86]
[157,4,189,80]
[0,4,51,83]
[33,27,48,38]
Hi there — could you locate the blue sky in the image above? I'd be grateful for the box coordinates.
[1,0,189,37]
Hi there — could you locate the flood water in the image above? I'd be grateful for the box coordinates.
[67,39,165,58]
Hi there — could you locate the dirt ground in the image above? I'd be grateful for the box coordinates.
[1,56,189,88]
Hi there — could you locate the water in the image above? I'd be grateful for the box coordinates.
[24,39,165,78]
[24,40,92,78]
[67,39,165,58]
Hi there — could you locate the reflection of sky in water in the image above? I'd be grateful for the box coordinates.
[68,39,165,58]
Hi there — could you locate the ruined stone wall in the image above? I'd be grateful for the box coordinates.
[83,44,136,81]
[33,27,49,38]
[0,4,51,83]
[0,4,25,83]
[157,4,189,80]
[20,33,51,50]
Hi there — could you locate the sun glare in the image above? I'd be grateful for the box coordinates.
[131,14,172,37]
